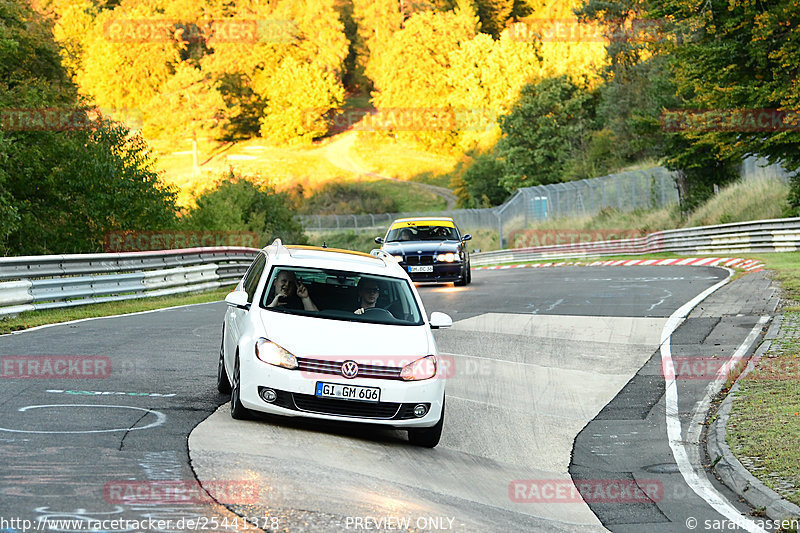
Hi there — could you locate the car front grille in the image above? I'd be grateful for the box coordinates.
[296,356,403,380]
[404,255,433,266]
[292,393,401,419]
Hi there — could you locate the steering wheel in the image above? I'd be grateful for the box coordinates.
[362,307,394,319]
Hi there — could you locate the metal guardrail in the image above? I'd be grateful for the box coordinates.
[0,247,259,318]
[471,217,800,266]
[2,217,798,317]
[299,157,793,249]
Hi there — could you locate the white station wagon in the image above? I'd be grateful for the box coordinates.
[218,240,452,447]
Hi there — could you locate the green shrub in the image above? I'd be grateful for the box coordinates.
[182,172,306,246]
[301,182,400,214]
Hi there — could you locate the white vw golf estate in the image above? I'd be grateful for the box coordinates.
[218,240,452,447]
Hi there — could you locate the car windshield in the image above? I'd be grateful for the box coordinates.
[259,266,424,325]
[386,224,458,242]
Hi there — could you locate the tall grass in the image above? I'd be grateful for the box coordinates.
[507,177,789,243]
[687,177,790,227]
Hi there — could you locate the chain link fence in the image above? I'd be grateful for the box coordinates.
[299,158,792,249]
[300,167,678,247]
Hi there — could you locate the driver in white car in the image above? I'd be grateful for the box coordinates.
[353,277,381,315]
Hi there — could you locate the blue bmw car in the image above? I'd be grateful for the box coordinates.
[375,217,472,286]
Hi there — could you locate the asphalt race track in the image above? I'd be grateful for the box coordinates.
[0,266,778,532]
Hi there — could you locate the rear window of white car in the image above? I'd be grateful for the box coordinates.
[259,266,424,326]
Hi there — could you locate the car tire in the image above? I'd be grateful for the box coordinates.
[454,267,468,286]
[230,353,254,420]
[466,263,472,284]
[408,399,445,448]
[217,348,231,394]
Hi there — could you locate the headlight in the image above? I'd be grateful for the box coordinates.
[400,355,437,381]
[392,254,404,262]
[255,338,298,369]
[436,253,456,262]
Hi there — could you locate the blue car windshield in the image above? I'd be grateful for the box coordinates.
[386,225,458,242]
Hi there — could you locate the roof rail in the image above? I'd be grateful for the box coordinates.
[370,249,396,266]
[270,238,288,258]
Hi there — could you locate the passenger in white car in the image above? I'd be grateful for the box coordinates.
[267,270,318,311]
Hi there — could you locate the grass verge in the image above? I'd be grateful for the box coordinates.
[726,310,800,507]
[0,286,233,335]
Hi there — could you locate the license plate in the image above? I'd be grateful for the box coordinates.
[315,382,381,403]
[409,265,433,273]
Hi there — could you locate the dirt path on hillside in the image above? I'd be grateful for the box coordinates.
[319,132,457,210]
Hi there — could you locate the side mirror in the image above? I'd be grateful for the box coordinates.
[429,312,453,329]
[461,234,472,242]
[225,290,250,310]
[375,237,385,244]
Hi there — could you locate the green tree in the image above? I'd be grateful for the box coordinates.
[370,8,477,149]
[495,76,598,191]
[437,0,533,37]
[0,133,19,254]
[77,4,183,111]
[1,0,178,255]
[458,154,508,206]
[351,0,404,91]
[3,120,178,255]
[255,56,345,144]
[182,173,307,245]
[51,0,97,78]
[142,62,227,141]
[575,0,742,211]
[574,0,671,162]
[447,31,540,150]
[649,0,800,214]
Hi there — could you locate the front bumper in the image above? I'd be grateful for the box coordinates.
[400,261,465,282]
[239,358,445,428]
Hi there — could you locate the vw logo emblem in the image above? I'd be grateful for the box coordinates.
[341,360,359,379]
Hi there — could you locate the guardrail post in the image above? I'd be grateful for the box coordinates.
[497,211,504,250]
